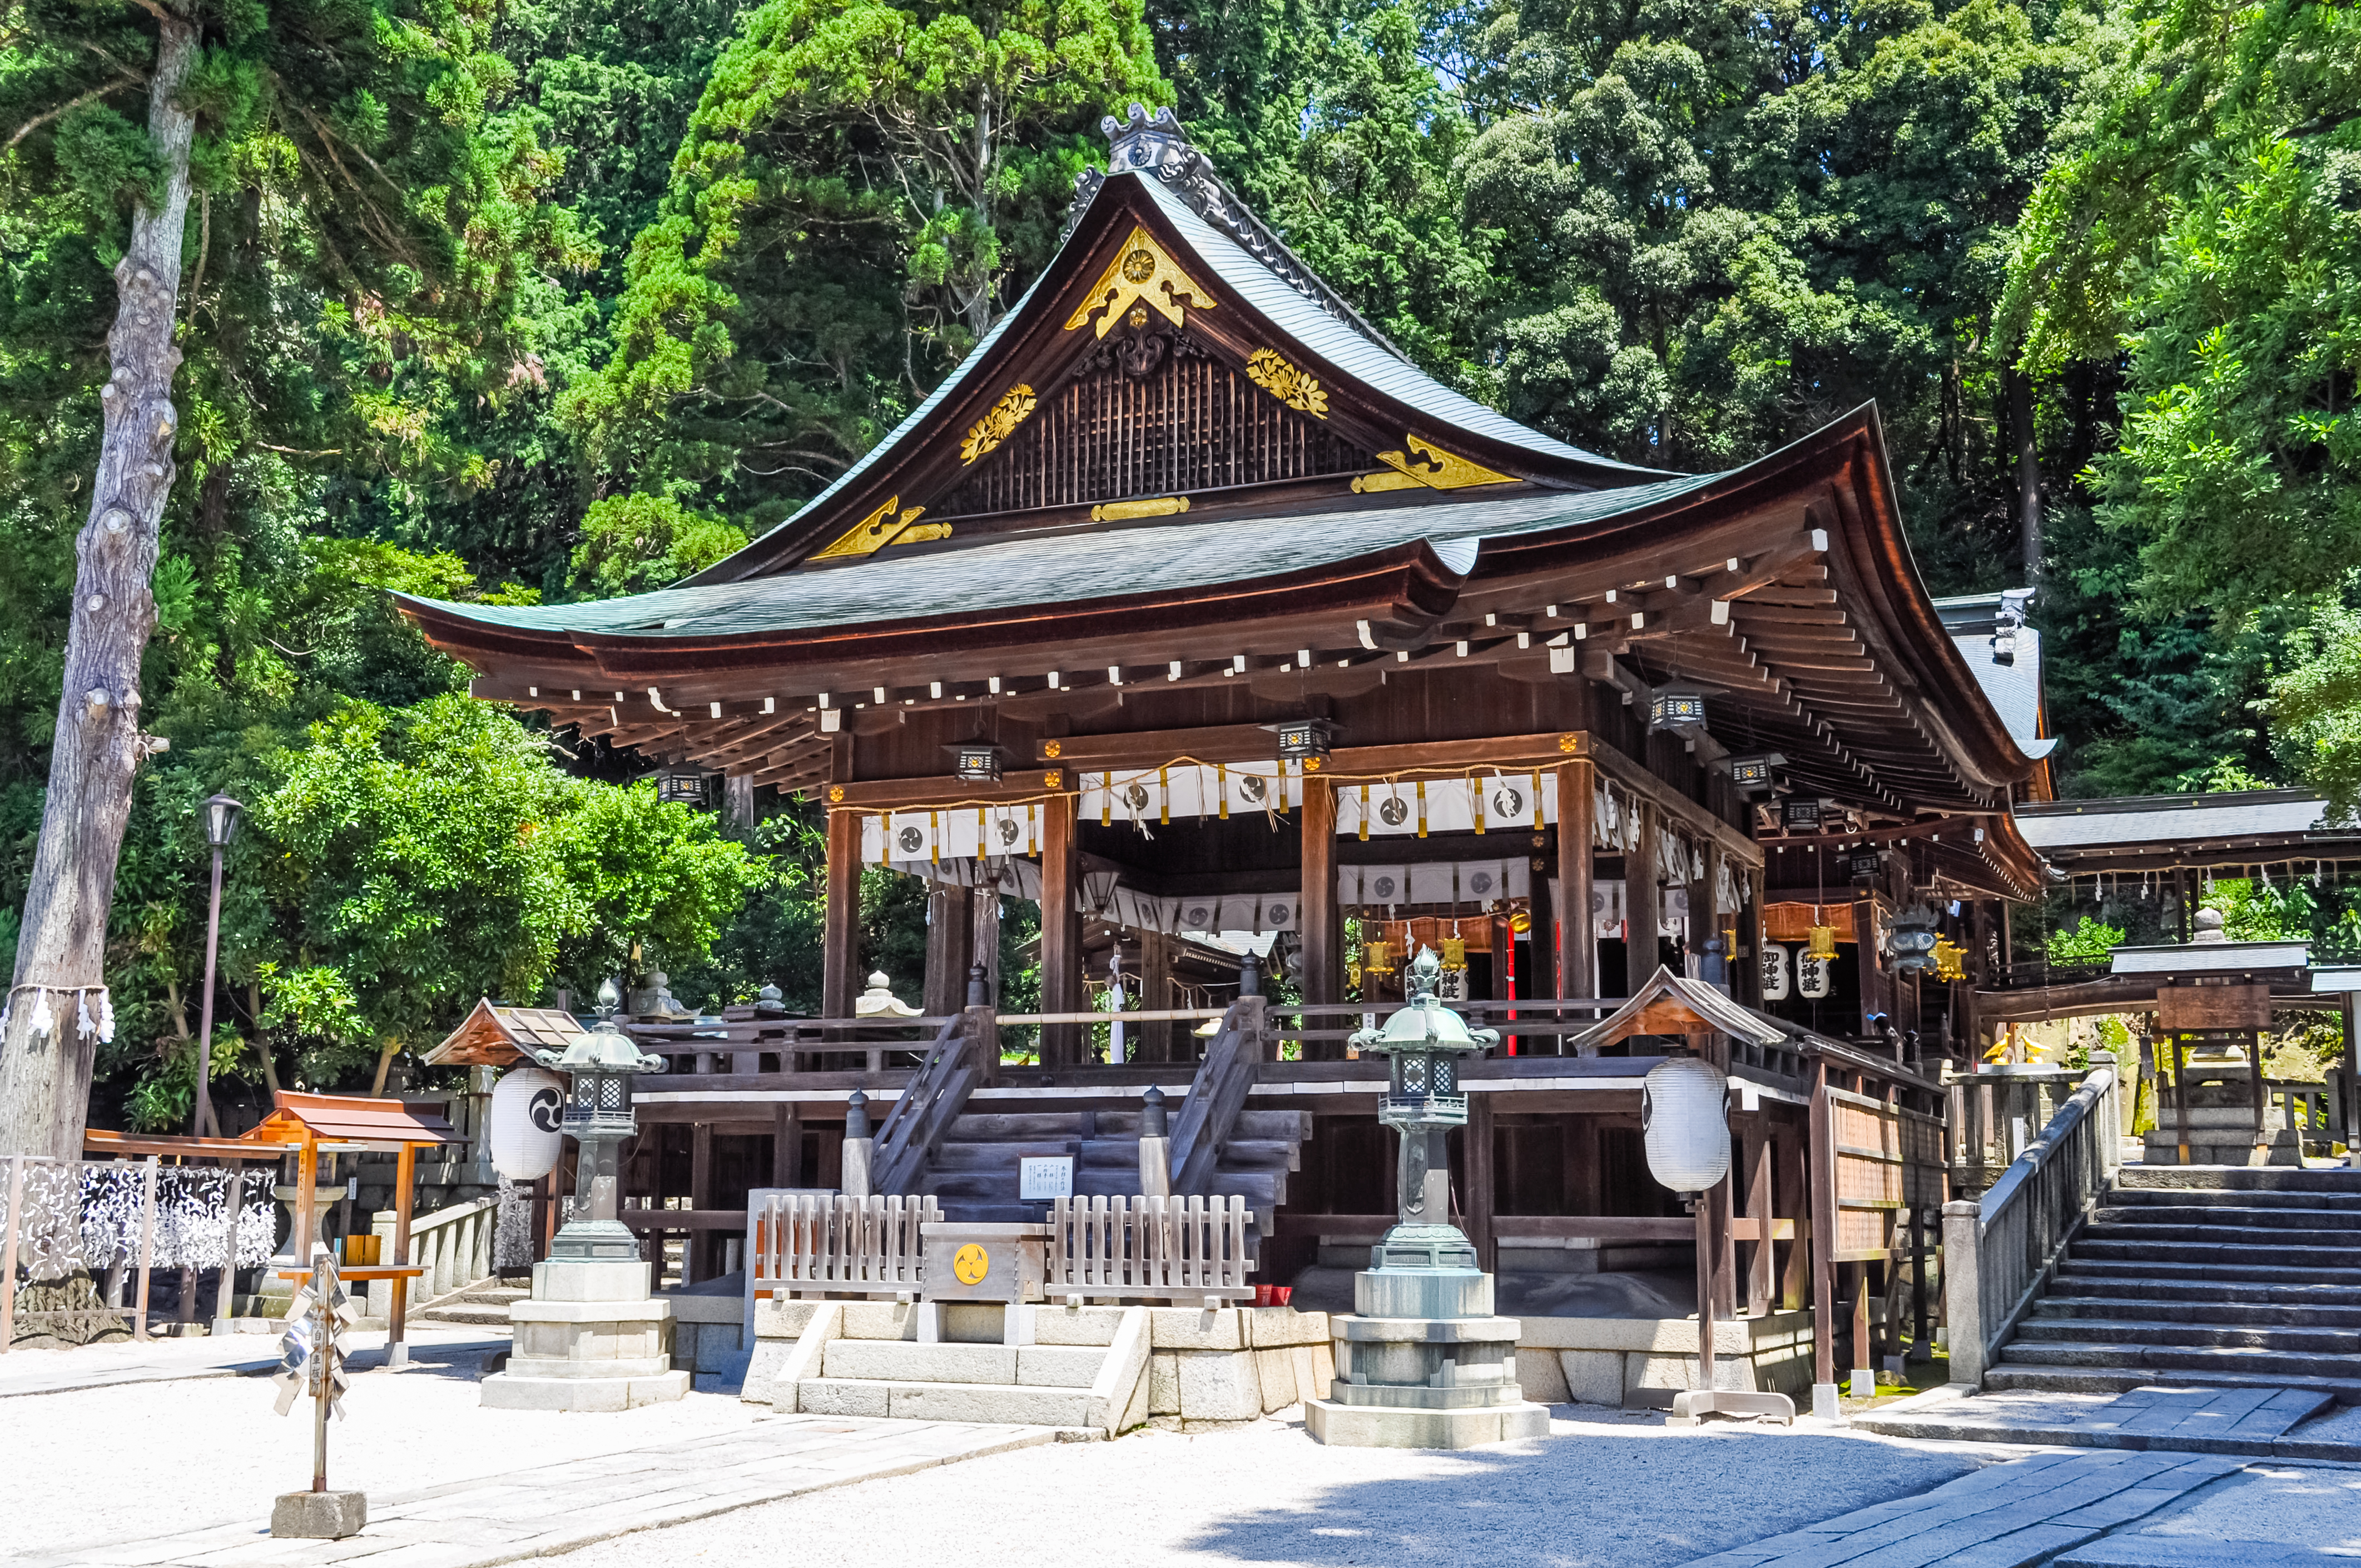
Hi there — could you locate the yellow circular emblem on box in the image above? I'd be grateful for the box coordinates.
[953,1243,990,1285]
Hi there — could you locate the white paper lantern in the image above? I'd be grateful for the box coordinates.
[1760,942,1790,1001]
[1641,1055,1731,1195]
[488,1066,566,1180]
[1798,951,1834,999]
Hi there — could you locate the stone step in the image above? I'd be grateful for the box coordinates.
[2082,1219,2361,1251]
[2096,1202,2361,1230]
[2011,1317,2361,1352]
[416,1306,517,1327]
[2071,1238,2361,1272]
[2059,1257,2361,1288]
[1985,1363,2361,1403]
[2116,1167,2361,1194]
[2106,1186,2361,1213]
[2034,1291,2361,1328]
[1996,1339,2361,1379]
[820,1338,1109,1387]
[797,1376,1102,1427]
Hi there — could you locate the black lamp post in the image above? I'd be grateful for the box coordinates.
[192,793,242,1138]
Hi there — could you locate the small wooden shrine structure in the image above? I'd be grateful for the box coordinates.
[424,999,589,1069]
[240,1091,463,1362]
[396,106,2048,1396]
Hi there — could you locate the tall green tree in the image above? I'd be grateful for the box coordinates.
[561,0,1169,527]
[1,0,582,1163]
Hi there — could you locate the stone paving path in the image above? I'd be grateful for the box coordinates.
[7,1414,1055,1568]
[1856,1384,2353,1460]
[1681,1450,2248,1568]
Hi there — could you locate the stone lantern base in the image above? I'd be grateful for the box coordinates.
[1303,1250,1550,1450]
[479,1258,690,1411]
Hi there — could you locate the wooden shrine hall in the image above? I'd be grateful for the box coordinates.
[398,105,2054,1397]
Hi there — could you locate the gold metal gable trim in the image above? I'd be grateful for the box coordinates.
[1244,348,1330,418]
[1351,433,1515,493]
[961,384,1038,464]
[1064,226,1218,338]
[810,497,935,562]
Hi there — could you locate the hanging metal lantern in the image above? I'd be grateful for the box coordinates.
[1648,686,1709,732]
[656,766,709,806]
[1883,903,1941,974]
[1782,798,1822,833]
[1268,717,1335,761]
[950,742,1004,783]
[1641,1054,1731,1196]
[1932,936,1967,983]
[1724,753,1785,793]
[1807,920,1839,961]
[1760,942,1791,1001]
[1362,940,1396,976]
[487,1066,566,1180]
[1798,951,1834,999]
[1439,937,1467,971]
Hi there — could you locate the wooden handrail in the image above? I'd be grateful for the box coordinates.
[1169,997,1264,1196]
[872,1010,985,1195]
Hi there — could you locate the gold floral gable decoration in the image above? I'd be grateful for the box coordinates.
[1064,226,1218,338]
[960,384,1038,464]
[1244,348,1329,418]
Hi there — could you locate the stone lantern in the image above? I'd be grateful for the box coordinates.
[482,977,688,1411]
[1304,946,1550,1448]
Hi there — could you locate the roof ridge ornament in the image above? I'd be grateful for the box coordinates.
[1067,103,1405,362]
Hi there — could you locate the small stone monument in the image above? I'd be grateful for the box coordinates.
[1304,948,1550,1447]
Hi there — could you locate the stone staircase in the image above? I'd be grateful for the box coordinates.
[1986,1165,2361,1401]
[411,1273,530,1330]
[776,1300,1153,1437]
[920,1107,1312,1225]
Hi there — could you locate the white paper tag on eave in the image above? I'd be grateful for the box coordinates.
[1018,1157,1074,1202]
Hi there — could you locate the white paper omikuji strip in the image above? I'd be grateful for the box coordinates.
[75,1165,275,1271]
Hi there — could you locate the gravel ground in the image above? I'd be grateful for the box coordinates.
[547,1407,1982,1568]
[0,1337,1985,1568]
[0,1338,764,1558]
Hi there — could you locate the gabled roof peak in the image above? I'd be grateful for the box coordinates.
[1068,103,1405,362]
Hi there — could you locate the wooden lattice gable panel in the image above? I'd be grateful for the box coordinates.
[686,118,1673,585]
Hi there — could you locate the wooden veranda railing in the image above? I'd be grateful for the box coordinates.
[1045,1195,1256,1304]
[1943,1056,2123,1384]
[1168,996,1262,1195]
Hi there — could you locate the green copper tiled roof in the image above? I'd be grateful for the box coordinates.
[399,475,1723,643]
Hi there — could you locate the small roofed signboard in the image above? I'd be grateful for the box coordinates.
[1019,1157,1075,1202]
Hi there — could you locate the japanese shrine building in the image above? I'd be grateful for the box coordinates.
[395,106,2054,1395]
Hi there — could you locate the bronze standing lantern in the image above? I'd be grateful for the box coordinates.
[533,979,667,1262]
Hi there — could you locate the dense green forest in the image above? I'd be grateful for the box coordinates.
[3,0,2357,1120]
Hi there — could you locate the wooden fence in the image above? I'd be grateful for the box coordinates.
[748,1192,938,1302]
[1045,1195,1256,1304]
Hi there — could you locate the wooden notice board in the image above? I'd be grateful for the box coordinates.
[2157,984,2272,1033]
[1819,1086,1904,1264]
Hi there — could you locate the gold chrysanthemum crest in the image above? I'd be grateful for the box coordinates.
[1245,348,1330,418]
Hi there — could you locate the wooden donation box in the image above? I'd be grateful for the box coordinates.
[920,1222,1048,1304]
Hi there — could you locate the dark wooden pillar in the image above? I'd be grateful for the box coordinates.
[1686,844,1715,983]
[1556,759,1596,999]
[1854,885,1881,1036]
[1744,1119,1774,1315]
[822,807,861,1020]
[687,1122,714,1283]
[1039,793,1082,1067]
[1737,865,1765,1008]
[1623,798,1660,996]
[922,884,974,1017]
[972,875,1003,1007]
[772,1103,802,1188]
[1465,1092,1496,1272]
[1299,776,1341,1028]
[1137,929,1177,1063]
[1809,1059,1836,1393]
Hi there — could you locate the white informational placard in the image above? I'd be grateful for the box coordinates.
[1018,1156,1075,1202]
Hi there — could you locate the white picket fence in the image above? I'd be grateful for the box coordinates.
[1046,1195,1256,1304]
[749,1193,939,1301]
